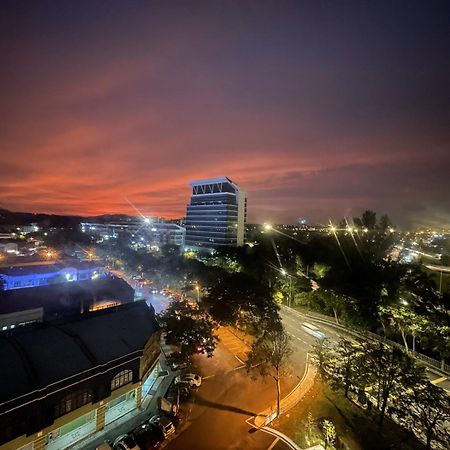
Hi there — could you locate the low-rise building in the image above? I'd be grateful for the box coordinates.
[0,275,135,329]
[0,302,161,450]
[81,219,186,247]
[0,261,107,291]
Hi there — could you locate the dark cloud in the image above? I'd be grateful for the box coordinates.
[0,1,449,227]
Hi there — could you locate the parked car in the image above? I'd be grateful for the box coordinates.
[166,352,188,371]
[149,415,175,438]
[133,422,164,449]
[177,384,191,400]
[113,434,141,450]
[175,373,202,388]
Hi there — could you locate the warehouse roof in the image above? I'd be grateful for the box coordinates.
[0,301,159,405]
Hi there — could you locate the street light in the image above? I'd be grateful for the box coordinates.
[280,269,292,308]
[195,283,200,303]
[263,223,273,231]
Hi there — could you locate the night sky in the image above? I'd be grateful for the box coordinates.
[1,1,449,227]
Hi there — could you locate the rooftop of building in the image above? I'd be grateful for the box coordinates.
[0,260,102,276]
[0,301,159,405]
[189,176,234,186]
[0,275,134,315]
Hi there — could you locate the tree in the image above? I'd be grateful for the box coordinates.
[361,210,377,230]
[310,263,330,280]
[204,272,280,335]
[246,328,293,417]
[378,214,392,232]
[365,342,423,426]
[392,380,450,450]
[310,337,333,381]
[317,289,348,324]
[158,299,218,359]
[322,419,336,449]
[333,338,364,398]
[378,304,429,353]
[306,411,314,441]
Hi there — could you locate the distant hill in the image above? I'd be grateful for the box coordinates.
[0,208,134,228]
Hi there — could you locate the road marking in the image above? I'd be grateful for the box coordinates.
[267,437,279,450]
[431,376,448,385]
[286,331,309,346]
[230,364,246,372]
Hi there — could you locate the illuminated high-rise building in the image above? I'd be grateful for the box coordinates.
[185,177,247,249]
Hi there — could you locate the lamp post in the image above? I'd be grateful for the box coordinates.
[281,269,293,308]
[195,284,200,304]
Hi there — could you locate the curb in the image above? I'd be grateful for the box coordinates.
[246,363,316,450]
[260,426,303,450]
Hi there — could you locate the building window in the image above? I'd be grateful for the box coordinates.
[111,369,133,391]
[54,389,92,418]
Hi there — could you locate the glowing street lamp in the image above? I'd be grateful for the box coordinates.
[195,283,200,303]
[263,223,273,231]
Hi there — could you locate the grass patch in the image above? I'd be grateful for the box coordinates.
[272,381,425,450]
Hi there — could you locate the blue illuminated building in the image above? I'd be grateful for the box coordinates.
[0,262,107,291]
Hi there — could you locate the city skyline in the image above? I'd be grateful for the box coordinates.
[1,1,449,227]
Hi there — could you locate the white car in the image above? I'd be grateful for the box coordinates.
[175,373,202,388]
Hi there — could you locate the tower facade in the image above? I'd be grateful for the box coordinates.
[185,177,247,249]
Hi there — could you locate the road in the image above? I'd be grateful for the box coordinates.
[110,269,171,313]
[280,305,450,393]
[164,330,301,450]
[110,271,312,448]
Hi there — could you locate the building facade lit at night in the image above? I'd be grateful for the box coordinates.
[185,177,247,249]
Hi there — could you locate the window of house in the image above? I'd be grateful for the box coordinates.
[54,389,92,418]
[111,369,133,391]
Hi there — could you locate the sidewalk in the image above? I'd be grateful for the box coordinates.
[251,363,316,428]
[75,370,175,449]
